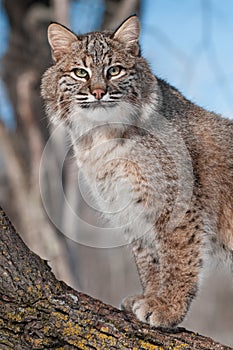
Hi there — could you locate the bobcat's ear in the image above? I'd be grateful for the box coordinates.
[113,15,140,55]
[48,23,77,62]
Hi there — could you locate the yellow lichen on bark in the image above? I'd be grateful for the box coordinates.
[1,207,231,350]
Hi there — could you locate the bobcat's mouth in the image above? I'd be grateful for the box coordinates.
[80,101,118,109]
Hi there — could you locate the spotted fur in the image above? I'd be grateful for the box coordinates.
[41,16,233,328]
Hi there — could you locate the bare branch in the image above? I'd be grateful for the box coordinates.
[0,207,230,350]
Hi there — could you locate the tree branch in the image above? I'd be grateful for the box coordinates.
[0,207,231,349]
[102,0,140,30]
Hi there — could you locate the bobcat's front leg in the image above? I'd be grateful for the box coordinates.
[121,238,161,311]
[123,221,203,328]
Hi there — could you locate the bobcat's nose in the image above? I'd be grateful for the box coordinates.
[92,88,106,100]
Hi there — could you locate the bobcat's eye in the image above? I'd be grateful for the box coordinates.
[73,68,89,79]
[107,66,122,78]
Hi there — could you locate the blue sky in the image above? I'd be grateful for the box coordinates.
[140,0,233,118]
[0,0,14,127]
[1,0,233,126]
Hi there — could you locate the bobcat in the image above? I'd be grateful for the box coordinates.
[41,16,233,328]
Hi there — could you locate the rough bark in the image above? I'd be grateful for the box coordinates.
[0,207,231,350]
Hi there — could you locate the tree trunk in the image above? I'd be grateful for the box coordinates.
[0,207,231,350]
[102,0,141,29]
[1,0,76,287]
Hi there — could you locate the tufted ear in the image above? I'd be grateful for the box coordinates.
[48,23,77,62]
[113,15,140,55]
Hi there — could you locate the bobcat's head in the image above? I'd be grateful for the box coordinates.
[41,16,156,124]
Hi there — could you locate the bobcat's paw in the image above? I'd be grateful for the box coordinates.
[133,297,162,327]
[122,295,185,328]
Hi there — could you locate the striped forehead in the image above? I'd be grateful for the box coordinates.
[81,33,111,66]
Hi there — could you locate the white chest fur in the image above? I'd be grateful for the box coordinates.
[70,122,163,244]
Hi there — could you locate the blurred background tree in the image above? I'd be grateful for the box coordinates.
[0,0,233,346]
